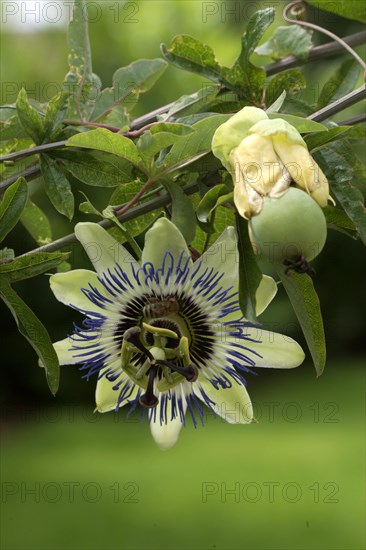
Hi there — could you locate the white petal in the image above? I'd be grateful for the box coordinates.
[53,337,80,365]
[149,393,187,450]
[75,222,139,277]
[245,329,305,368]
[255,275,277,315]
[141,218,192,269]
[221,274,277,322]
[96,368,139,413]
[200,226,238,288]
[50,269,113,314]
[199,228,276,317]
[195,374,253,424]
[146,221,276,326]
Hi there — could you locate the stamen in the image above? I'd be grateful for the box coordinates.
[139,366,159,408]
[155,359,198,383]
[123,327,154,361]
[135,359,151,380]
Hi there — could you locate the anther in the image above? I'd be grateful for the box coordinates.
[155,359,199,383]
[139,366,159,408]
[123,327,154,361]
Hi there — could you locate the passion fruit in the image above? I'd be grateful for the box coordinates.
[249,187,327,264]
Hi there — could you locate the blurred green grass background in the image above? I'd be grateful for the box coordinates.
[1,359,365,550]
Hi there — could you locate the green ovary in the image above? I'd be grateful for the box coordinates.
[249,187,327,263]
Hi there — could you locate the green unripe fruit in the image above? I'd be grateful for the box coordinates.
[249,187,327,264]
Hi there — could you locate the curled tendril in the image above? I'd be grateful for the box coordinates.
[283,0,366,71]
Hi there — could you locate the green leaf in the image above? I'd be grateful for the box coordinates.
[164,86,219,120]
[266,90,287,114]
[63,0,101,120]
[108,181,160,242]
[162,180,196,244]
[0,277,60,394]
[307,0,366,23]
[0,177,28,242]
[0,252,69,282]
[314,147,366,245]
[276,268,326,377]
[191,195,235,253]
[235,213,262,323]
[79,192,103,217]
[280,98,313,117]
[0,114,30,141]
[161,35,225,84]
[43,92,69,142]
[236,8,275,67]
[266,70,306,108]
[40,154,74,219]
[16,89,44,144]
[137,123,194,166]
[267,113,326,132]
[323,205,356,236]
[161,114,229,173]
[66,129,141,166]
[20,199,52,246]
[91,59,168,121]
[59,151,132,187]
[197,184,232,223]
[347,124,366,143]
[231,8,274,100]
[317,59,361,109]
[305,126,352,151]
[256,25,313,60]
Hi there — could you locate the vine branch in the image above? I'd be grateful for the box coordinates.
[18,179,208,257]
[1,30,364,172]
[338,114,366,126]
[14,80,365,259]
[3,82,364,195]
[0,141,67,163]
[308,85,366,122]
[0,164,41,191]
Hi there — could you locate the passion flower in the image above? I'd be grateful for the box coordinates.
[47,218,305,449]
[249,187,327,264]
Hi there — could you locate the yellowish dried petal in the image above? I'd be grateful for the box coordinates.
[272,136,330,207]
[212,106,268,170]
[232,134,283,196]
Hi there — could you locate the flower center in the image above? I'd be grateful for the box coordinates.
[121,325,198,408]
[143,319,182,349]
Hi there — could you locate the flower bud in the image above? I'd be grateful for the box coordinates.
[211,106,268,171]
[212,107,331,219]
[251,118,330,208]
